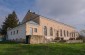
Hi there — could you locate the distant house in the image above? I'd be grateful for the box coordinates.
[0,34,4,41]
[7,10,79,44]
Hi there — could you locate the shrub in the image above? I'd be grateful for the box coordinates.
[76,37,82,40]
[54,37,60,40]
[69,38,75,40]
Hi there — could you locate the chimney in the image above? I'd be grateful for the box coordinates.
[28,10,32,12]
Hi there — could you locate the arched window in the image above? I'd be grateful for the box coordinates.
[44,26,47,36]
[74,32,75,37]
[67,31,69,37]
[60,29,62,36]
[64,30,66,37]
[72,32,73,37]
[50,27,53,36]
[70,33,72,37]
[56,31,59,37]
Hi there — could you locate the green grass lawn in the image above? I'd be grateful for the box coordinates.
[0,42,85,55]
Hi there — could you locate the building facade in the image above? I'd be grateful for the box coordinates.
[7,10,79,44]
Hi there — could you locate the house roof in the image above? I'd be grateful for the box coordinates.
[8,10,76,31]
[40,16,75,29]
[22,10,39,24]
[22,10,76,29]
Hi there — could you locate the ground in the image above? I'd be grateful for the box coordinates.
[0,41,85,55]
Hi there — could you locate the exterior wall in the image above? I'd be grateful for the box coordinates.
[26,22,43,36]
[7,24,26,42]
[25,16,79,41]
[39,16,79,40]
[29,35,46,44]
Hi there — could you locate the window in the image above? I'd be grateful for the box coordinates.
[56,31,59,37]
[72,33,73,37]
[11,32,12,35]
[14,31,15,35]
[64,30,66,37]
[74,33,75,37]
[67,31,69,37]
[70,33,72,37]
[17,30,18,34]
[34,28,37,32]
[60,29,62,36]
[44,26,47,36]
[50,27,53,36]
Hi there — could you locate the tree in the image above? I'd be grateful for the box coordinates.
[1,11,19,35]
[80,30,85,37]
[80,30,85,42]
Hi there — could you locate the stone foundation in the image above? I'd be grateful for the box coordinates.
[26,35,48,44]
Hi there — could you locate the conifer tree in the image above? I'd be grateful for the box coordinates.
[1,11,19,35]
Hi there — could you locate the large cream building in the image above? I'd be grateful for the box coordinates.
[7,10,79,44]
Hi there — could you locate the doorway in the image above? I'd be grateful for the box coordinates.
[26,35,30,44]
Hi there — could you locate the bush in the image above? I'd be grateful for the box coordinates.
[76,37,81,40]
[59,40,66,42]
[69,38,75,40]
[54,37,60,40]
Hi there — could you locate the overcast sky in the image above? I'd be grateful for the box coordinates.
[0,0,85,31]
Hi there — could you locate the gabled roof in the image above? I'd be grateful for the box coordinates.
[22,10,39,24]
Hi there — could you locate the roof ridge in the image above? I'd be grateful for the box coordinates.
[40,15,75,29]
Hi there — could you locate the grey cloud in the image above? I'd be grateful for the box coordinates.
[36,0,85,16]
[36,0,85,30]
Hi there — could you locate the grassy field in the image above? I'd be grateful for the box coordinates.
[0,42,85,55]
